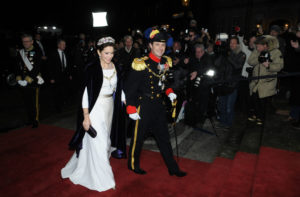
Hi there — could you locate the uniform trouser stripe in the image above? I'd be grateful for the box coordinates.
[35,88,39,121]
[131,105,141,170]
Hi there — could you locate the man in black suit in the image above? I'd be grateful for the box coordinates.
[115,35,140,80]
[34,33,48,81]
[47,38,73,112]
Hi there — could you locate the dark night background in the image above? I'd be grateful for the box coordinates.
[2,0,300,40]
[1,0,209,39]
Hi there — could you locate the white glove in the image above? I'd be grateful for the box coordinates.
[18,80,28,87]
[168,93,177,103]
[36,75,44,85]
[129,113,141,120]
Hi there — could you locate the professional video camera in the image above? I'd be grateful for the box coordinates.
[258,51,272,63]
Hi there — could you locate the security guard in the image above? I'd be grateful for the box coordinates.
[15,34,44,128]
[124,28,186,177]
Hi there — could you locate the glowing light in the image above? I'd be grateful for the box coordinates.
[206,69,215,77]
[92,12,108,27]
[182,0,190,7]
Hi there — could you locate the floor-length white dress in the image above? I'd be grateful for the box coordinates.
[61,68,117,192]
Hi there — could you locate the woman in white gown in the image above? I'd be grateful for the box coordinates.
[61,37,125,192]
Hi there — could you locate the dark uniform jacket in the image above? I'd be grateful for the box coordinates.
[15,46,42,87]
[124,55,173,111]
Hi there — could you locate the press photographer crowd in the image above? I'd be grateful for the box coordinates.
[1,19,300,130]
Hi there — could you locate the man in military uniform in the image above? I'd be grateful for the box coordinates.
[15,34,44,128]
[124,28,187,177]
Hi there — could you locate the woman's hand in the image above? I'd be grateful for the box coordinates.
[82,115,91,131]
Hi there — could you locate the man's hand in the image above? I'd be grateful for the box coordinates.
[129,113,141,120]
[168,93,177,103]
[262,61,270,68]
[190,71,197,80]
[291,40,299,49]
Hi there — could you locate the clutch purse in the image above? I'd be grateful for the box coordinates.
[87,126,97,138]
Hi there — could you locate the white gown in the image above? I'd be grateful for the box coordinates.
[61,68,118,192]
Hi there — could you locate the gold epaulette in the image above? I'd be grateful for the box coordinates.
[163,56,172,68]
[132,56,149,71]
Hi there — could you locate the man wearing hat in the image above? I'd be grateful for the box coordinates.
[124,28,187,177]
[248,35,284,125]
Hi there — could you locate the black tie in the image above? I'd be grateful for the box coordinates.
[61,51,65,71]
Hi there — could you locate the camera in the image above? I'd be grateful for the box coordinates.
[216,33,229,41]
[193,69,216,88]
[246,66,254,77]
[258,51,272,63]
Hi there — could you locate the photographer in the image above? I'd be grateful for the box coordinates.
[287,29,300,129]
[248,35,284,125]
[184,44,215,127]
[183,28,199,56]
[237,30,257,116]
[214,36,246,129]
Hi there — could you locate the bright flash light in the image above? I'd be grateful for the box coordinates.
[206,69,215,77]
[43,26,48,30]
[92,12,108,27]
[52,26,56,30]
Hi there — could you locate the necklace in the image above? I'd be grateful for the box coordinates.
[145,64,167,90]
[103,68,116,90]
[145,64,167,78]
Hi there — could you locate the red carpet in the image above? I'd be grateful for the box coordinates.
[252,147,300,197]
[1,125,300,197]
[219,152,257,197]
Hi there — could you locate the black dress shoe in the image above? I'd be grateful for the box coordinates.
[169,170,187,177]
[128,167,147,175]
[32,121,39,128]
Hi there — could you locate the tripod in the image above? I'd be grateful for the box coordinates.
[191,89,221,143]
[193,113,220,144]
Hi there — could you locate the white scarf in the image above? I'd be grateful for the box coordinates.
[19,49,33,71]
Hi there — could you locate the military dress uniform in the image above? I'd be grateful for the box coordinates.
[124,29,186,177]
[16,46,43,128]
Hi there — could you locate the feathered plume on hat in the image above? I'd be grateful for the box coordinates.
[149,28,168,43]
